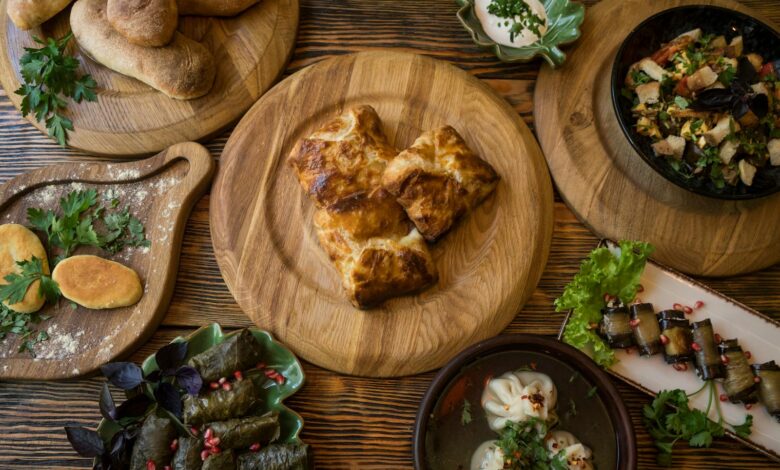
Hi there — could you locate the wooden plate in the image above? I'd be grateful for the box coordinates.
[0,0,298,156]
[0,142,214,379]
[534,0,780,277]
[210,51,554,377]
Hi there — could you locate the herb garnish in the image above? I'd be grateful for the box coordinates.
[15,32,97,146]
[0,303,50,355]
[461,399,473,425]
[487,0,545,42]
[497,418,568,470]
[0,257,59,305]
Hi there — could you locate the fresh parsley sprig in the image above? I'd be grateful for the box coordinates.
[497,418,568,470]
[0,257,59,305]
[0,303,50,355]
[14,32,97,146]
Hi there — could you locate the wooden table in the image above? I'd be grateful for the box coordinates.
[1,1,778,468]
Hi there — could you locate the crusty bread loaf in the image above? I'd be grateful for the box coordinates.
[7,0,72,30]
[71,0,216,100]
[52,255,143,309]
[0,224,49,314]
[107,0,178,47]
[178,0,260,16]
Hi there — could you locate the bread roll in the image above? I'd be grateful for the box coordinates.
[107,0,178,47]
[178,0,260,16]
[7,0,72,30]
[52,255,143,309]
[71,0,216,100]
[0,224,49,313]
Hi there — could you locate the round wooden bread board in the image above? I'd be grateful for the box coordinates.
[534,0,780,277]
[0,0,298,156]
[210,51,554,377]
[0,142,214,379]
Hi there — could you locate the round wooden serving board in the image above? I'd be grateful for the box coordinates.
[0,0,298,156]
[534,0,780,277]
[0,142,214,379]
[210,51,554,377]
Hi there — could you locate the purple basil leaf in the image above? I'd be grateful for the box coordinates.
[98,383,117,422]
[155,342,188,371]
[65,426,105,458]
[154,382,182,418]
[175,366,203,395]
[115,394,152,420]
[749,93,769,118]
[109,430,133,469]
[101,363,144,390]
[737,56,758,85]
[145,370,161,382]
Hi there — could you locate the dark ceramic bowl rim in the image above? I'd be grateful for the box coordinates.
[610,5,780,201]
[412,334,637,470]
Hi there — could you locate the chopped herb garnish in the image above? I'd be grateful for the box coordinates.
[487,0,545,41]
[0,303,51,356]
[461,399,473,425]
[674,96,690,109]
[587,386,598,399]
[497,418,569,469]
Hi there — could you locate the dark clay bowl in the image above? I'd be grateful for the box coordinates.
[611,6,780,200]
[413,334,636,470]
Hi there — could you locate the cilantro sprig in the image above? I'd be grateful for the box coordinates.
[497,418,568,470]
[14,32,97,146]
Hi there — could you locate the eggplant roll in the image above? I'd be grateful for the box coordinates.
[629,303,662,356]
[202,450,236,470]
[189,329,264,383]
[752,361,780,422]
[183,377,263,425]
[599,305,634,349]
[129,413,177,470]
[237,444,312,470]
[658,310,693,364]
[172,436,204,470]
[691,319,724,380]
[207,414,280,450]
[719,339,758,404]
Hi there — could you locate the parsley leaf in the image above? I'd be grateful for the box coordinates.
[0,257,59,305]
[674,96,690,109]
[461,399,472,426]
[497,418,570,469]
[0,303,51,357]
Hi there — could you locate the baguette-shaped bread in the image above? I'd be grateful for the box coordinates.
[71,0,216,100]
[178,0,260,16]
[52,255,143,309]
[0,224,49,314]
[7,0,72,30]
[107,0,178,47]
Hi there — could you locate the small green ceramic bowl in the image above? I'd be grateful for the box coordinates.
[455,0,585,67]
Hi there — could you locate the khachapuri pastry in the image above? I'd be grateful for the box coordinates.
[7,0,72,30]
[288,105,438,309]
[382,125,499,241]
[0,224,49,313]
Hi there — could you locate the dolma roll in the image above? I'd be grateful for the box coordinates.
[719,339,758,404]
[129,413,177,470]
[629,303,662,356]
[184,377,263,425]
[752,361,780,422]
[691,319,724,380]
[189,329,264,383]
[599,305,634,349]
[207,414,280,450]
[202,450,236,470]
[172,436,203,470]
[658,310,693,364]
[237,444,312,470]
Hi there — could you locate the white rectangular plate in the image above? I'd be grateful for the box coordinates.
[560,241,780,462]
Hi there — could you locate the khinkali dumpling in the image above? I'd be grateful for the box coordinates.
[481,370,558,432]
[469,440,504,470]
[546,430,594,470]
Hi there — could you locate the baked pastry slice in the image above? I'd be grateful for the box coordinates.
[289,106,438,308]
[382,126,500,241]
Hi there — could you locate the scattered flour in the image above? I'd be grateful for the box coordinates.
[35,325,85,360]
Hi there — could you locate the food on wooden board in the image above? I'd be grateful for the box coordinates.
[178,0,260,17]
[6,0,72,30]
[382,125,499,242]
[188,329,264,383]
[71,0,216,100]
[52,255,143,309]
[236,444,312,470]
[598,304,634,349]
[107,0,178,47]
[658,309,694,364]
[752,361,780,422]
[0,224,50,313]
[129,413,177,470]
[719,338,759,404]
[691,319,725,380]
[629,303,662,356]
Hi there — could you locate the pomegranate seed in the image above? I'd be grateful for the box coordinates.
[721,354,730,364]
[264,369,277,378]
[714,333,722,343]
[211,446,222,454]
[754,376,762,383]
[256,362,266,369]
[204,440,213,449]
[164,467,172,470]
[209,382,219,390]
[249,442,261,452]
[659,334,669,345]
[233,370,244,381]
[218,377,227,385]
[275,374,285,385]
[745,403,753,410]
[624,347,633,355]
[200,450,210,461]
[210,437,221,446]
[683,306,693,314]
[629,319,640,328]
[691,342,702,352]
[720,394,729,402]
[147,460,156,470]
[634,297,642,304]
[637,284,645,293]
[673,363,688,372]
[603,293,612,302]
[222,382,232,391]
[588,322,598,330]
[694,300,704,309]
[190,427,199,436]
[170,439,178,452]
[745,351,752,360]
[673,303,683,311]
[204,428,213,440]
[530,362,537,370]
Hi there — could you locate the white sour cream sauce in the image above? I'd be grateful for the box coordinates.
[475,0,548,47]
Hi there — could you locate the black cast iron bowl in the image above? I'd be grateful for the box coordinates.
[413,334,636,470]
[611,5,780,200]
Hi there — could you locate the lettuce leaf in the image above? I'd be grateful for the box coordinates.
[555,240,654,367]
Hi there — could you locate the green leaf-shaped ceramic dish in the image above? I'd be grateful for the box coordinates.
[96,324,305,448]
[455,0,585,67]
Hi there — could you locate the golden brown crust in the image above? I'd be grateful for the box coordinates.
[7,0,72,30]
[0,224,49,314]
[289,106,438,308]
[52,255,143,309]
[177,0,259,16]
[107,0,178,47]
[382,126,500,241]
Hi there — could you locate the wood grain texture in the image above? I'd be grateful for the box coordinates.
[535,0,780,277]
[0,142,214,379]
[0,0,779,468]
[211,51,554,376]
[0,0,299,156]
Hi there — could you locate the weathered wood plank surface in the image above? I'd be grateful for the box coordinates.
[1,0,779,468]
